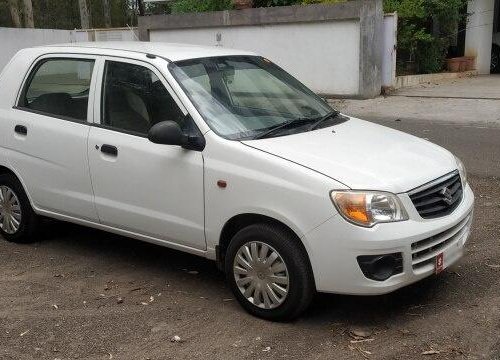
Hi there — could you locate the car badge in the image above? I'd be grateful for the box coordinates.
[440,187,453,205]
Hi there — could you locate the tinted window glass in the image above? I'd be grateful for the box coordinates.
[21,59,94,121]
[171,56,333,140]
[102,61,185,135]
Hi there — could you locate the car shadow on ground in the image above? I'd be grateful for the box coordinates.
[35,219,453,327]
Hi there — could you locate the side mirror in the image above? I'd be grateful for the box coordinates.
[148,120,205,151]
[148,121,186,146]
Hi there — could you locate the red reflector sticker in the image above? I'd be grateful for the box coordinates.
[436,253,444,274]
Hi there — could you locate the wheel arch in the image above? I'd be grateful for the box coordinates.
[0,165,36,210]
[217,213,313,275]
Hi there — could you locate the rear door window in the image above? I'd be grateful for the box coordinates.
[19,58,95,122]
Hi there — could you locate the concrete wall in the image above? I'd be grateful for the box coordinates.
[0,27,73,73]
[0,27,139,74]
[74,28,139,42]
[151,21,361,96]
[465,0,495,74]
[139,1,383,98]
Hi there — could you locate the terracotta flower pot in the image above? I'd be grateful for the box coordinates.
[447,56,476,73]
[446,58,462,73]
[233,0,253,10]
[463,56,476,71]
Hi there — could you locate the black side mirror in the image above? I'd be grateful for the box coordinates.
[148,121,185,146]
[148,120,205,151]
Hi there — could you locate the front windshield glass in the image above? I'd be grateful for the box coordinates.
[169,56,334,140]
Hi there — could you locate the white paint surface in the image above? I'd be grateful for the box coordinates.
[465,0,495,74]
[150,21,361,96]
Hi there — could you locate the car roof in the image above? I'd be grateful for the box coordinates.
[41,41,256,62]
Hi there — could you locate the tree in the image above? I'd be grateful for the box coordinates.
[137,0,145,16]
[78,0,92,29]
[103,0,112,27]
[383,0,468,74]
[8,0,21,28]
[23,0,34,28]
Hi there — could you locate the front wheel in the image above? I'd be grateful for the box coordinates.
[225,223,315,321]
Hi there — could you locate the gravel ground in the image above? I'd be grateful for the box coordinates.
[1,86,500,359]
[0,178,499,360]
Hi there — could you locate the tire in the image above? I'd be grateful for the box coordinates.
[0,173,39,243]
[225,223,315,321]
[492,44,500,73]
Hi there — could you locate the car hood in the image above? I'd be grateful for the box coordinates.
[242,117,457,193]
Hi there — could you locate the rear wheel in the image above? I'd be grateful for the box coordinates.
[225,223,314,321]
[0,174,39,243]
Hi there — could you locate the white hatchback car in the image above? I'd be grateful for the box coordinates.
[0,43,474,320]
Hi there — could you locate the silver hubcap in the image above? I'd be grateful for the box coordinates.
[0,186,22,234]
[233,241,289,309]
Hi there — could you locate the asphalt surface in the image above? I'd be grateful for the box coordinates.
[1,116,499,359]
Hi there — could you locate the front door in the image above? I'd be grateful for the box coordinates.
[87,58,205,250]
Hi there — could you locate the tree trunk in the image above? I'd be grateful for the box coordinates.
[102,0,112,28]
[78,0,92,29]
[22,0,34,28]
[8,0,22,28]
[137,0,145,16]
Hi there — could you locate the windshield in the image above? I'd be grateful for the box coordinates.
[169,56,334,140]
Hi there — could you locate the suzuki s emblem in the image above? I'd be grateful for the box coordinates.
[440,187,453,205]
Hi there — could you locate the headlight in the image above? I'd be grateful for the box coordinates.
[455,156,467,187]
[330,191,409,227]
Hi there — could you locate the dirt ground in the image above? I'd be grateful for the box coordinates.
[2,80,500,359]
[0,174,499,360]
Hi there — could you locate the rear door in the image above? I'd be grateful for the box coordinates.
[87,57,206,250]
[7,54,99,221]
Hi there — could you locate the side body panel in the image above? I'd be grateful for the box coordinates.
[0,51,99,221]
[201,132,346,260]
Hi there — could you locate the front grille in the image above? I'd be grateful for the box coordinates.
[411,212,472,270]
[409,171,463,219]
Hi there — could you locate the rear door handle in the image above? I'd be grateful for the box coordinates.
[15,125,27,135]
[101,144,118,157]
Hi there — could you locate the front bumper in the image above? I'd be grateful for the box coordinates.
[304,184,474,294]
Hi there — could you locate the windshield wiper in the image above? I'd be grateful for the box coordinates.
[253,118,316,140]
[308,110,340,131]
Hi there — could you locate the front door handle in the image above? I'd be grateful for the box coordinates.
[101,144,118,157]
[15,125,27,135]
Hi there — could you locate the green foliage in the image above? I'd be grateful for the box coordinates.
[384,0,468,74]
[171,0,233,13]
[0,0,135,29]
[417,38,447,73]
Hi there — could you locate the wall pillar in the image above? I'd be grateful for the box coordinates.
[465,0,495,74]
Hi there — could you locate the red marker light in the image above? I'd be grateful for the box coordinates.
[217,180,227,188]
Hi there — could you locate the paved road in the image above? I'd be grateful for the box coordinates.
[368,119,500,178]
[393,75,500,99]
[0,116,499,359]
